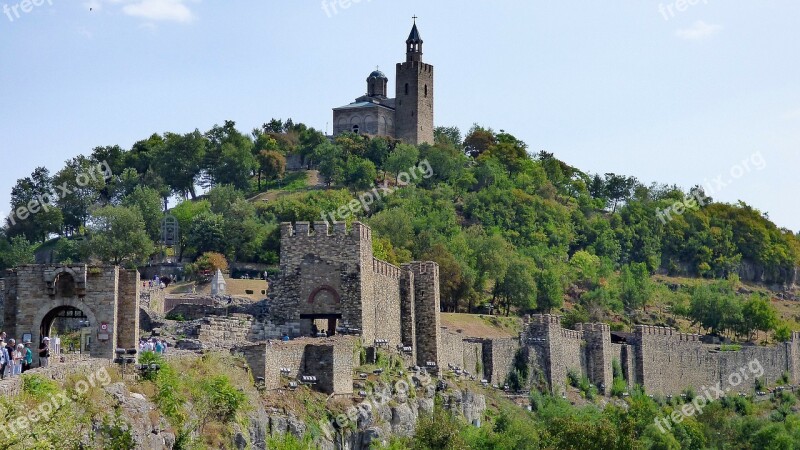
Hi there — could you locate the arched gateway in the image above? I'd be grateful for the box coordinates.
[1,265,140,364]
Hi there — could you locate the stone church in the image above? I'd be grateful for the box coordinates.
[332,21,434,145]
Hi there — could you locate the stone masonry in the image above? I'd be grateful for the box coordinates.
[2,265,140,363]
[524,314,800,397]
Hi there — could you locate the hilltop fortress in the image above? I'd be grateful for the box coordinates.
[2,220,799,399]
[237,221,800,397]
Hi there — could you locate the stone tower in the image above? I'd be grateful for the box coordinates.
[395,20,434,145]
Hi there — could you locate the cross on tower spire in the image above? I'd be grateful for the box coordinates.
[412,15,418,23]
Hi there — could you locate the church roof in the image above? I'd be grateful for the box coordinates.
[407,23,422,44]
[333,101,395,112]
[369,70,387,79]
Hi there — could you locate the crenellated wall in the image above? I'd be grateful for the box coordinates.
[576,323,613,395]
[520,315,800,397]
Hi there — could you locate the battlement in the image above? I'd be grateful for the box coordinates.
[561,329,582,340]
[575,323,611,333]
[396,62,434,73]
[634,325,700,341]
[280,221,371,241]
[529,314,562,326]
[373,258,402,280]
[404,261,439,278]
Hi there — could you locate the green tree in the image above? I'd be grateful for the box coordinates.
[497,257,537,315]
[385,144,420,181]
[186,212,226,257]
[171,199,211,260]
[619,262,652,311]
[5,167,63,242]
[121,187,163,242]
[536,267,564,313]
[154,130,206,199]
[257,150,286,188]
[0,235,36,270]
[85,206,154,265]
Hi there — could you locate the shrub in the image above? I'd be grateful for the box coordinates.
[198,375,247,424]
[22,374,59,399]
[567,369,580,388]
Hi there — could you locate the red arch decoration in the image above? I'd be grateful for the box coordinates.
[308,285,341,304]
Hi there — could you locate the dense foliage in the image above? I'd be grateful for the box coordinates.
[1,120,798,316]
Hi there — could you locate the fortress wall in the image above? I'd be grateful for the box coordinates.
[370,259,403,348]
[576,323,613,394]
[406,262,441,367]
[559,328,585,387]
[264,342,307,391]
[631,326,718,395]
[792,333,800,384]
[484,338,521,386]
[439,329,465,370]
[611,343,635,385]
[718,345,792,393]
[273,221,369,335]
[462,340,485,379]
[399,269,416,361]
[305,341,354,395]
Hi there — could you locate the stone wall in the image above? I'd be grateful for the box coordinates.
[439,329,465,370]
[269,221,371,338]
[399,270,416,362]
[404,262,440,367]
[369,259,403,348]
[576,323,613,395]
[484,338,521,386]
[525,315,584,395]
[140,286,165,314]
[630,325,800,395]
[247,337,355,395]
[197,314,254,346]
[462,339,485,380]
[305,341,354,394]
[0,355,113,397]
[117,269,140,350]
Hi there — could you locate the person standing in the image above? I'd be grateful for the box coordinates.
[11,344,23,375]
[22,342,32,372]
[0,341,8,380]
[39,337,51,367]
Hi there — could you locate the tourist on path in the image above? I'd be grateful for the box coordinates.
[0,341,8,380]
[22,342,32,372]
[39,337,51,367]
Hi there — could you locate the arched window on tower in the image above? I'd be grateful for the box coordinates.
[424,85,428,97]
[405,83,409,95]
[352,125,360,134]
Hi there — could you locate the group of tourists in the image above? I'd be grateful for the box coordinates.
[139,338,168,354]
[0,332,51,380]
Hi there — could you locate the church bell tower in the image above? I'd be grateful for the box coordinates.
[395,18,434,145]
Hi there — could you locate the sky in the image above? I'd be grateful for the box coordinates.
[1,0,799,231]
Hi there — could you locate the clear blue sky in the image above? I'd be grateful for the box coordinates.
[1,1,798,230]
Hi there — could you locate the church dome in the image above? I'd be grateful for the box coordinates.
[368,70,387,79]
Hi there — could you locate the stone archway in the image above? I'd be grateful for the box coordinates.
[32,299,101,364]
[2,265,140,364]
